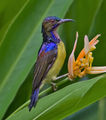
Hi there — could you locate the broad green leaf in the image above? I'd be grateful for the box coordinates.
[60,0,103,56]
[0,0,74,119]
[6,75,106,120]
[65,98,106,120]
[3,70,33,119]
[64,102,98,120]
[0,0,27,42]
[89,0,106,66]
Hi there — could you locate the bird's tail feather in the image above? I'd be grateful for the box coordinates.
[28,88,39,111]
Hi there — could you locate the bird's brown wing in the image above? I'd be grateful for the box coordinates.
[32,47,57,93]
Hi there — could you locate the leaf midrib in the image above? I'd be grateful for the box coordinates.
[0,0,30,46]
[33,85,87,120]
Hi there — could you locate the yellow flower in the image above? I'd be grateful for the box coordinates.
[68,32,106,79]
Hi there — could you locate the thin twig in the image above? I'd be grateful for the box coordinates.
[55,73,68,80]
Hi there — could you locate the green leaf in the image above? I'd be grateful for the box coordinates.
[0,0,74,119]
[60,0,103,56]
[64,98,106,120]
[89,0,106,66]
[0,0,27,42]
[6,75,106,120]
[64,102,99,120]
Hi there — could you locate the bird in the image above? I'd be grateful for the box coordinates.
[29,16,73,111]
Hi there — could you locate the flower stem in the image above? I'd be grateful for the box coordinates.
[54,73,68,80]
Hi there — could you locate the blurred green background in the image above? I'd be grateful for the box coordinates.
[0,0,106,120]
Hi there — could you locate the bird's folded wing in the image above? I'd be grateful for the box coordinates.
[32,47,57,93]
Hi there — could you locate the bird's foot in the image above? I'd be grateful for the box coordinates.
[51,82,57,91]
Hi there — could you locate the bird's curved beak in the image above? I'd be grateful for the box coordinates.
[58,19,74,24]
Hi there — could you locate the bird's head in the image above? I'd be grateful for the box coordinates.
[42,16,74,33]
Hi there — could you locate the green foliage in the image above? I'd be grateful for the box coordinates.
[6,75,106,120]
[0,0,106,120]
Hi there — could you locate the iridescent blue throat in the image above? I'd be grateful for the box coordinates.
[50,31,58,41]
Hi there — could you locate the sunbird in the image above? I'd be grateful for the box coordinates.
[29,16,73,111]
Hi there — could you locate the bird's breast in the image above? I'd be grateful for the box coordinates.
[44,40,66,82]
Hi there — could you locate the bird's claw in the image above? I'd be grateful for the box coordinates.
[51,82,57,91]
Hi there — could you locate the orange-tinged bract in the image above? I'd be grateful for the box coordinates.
[68,32,106,80]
